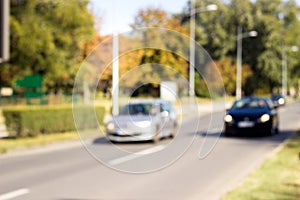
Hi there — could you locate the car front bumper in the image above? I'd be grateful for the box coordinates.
[225,121,272,135]
[106,128,156,142]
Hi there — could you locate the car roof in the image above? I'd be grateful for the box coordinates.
[230,96,273,110]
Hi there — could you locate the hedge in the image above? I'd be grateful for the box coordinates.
[2,105,105,137]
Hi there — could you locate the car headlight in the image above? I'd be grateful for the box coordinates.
[278,98,285,105]
[135,121,151,128]
[106,122,115,131]
[260,114,270,123]
[224,114,233,123]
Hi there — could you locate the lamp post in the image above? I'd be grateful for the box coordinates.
[189,0,217,104]
[236,26,257,99]
[0,0,9,63]
[112,0,119,116]
[282,45,298,97]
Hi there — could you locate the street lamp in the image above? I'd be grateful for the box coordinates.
[0,0,9,63]
[189,1,218,103]
[282,45,298,97]
[236,26,257,99]
[112,0,120,116]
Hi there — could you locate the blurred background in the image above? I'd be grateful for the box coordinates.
[1,0,300,106]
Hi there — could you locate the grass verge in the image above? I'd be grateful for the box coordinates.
[222,132,300,200]
[0,129,100,154]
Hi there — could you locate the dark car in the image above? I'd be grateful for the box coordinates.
[224,97,279,137]
[270,94,285,107]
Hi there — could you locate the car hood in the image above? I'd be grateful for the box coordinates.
[228,109,268,118]
[111,115,153,127]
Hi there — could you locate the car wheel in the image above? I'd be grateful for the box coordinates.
[266,129,273,136]
[266,124,274,136]
[274,127,279,134]
[224,127,232,137]
[268,121,279,136]
[170,122,177,139]
[275,121,279,134]
[152,127,161,143]
[224,131,232,137]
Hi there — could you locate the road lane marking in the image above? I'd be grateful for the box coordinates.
[108,145,165,166]
[0,188,29,200]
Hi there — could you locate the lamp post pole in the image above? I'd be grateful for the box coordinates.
[112,34,119,116]
[189,0,196,104]
[0,0,9,63]
[236,26,243,100]
[282,48,287,97]
[189,1,217,104]
[112,0,119,116]
[236,26,257,99]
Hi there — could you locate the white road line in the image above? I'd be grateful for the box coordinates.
[0,188,30,200]
[108,145,165,166]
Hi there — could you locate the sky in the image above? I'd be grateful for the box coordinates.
[89,0,300,35]
[89,0,188,35]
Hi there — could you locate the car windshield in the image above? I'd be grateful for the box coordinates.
[231,99,268,110]
[119,103,154,115]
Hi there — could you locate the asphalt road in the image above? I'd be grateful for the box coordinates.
[1,101,299,200]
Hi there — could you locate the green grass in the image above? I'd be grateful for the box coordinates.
[222,132,300,200]
[0,129,101,154]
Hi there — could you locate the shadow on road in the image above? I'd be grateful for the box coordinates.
[198,129,295,144]
[92,137,110,144]
[92,136,156,145]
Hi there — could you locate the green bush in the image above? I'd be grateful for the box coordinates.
[3,105,105,137]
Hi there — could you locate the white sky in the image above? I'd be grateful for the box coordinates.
[89,0,188,35]
[89,0,300,35]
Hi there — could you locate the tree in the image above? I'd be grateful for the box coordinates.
[1,0,95,93]
[281,0,300,91]
[178,0,235,60]
[250,0,300,92]
[212,57,253,96]
[251,0,281,91]
[176,0,300,96]
[178,0,256,97]
[129,8,189,85]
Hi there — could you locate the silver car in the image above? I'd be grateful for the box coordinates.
[106,100,178,142]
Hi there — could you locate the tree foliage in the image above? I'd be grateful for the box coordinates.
[128,8,189,85]
[1,0,95,93]
[179,0,300,95]
[2,0,300,98]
